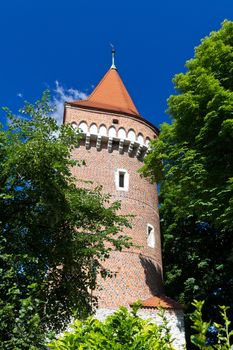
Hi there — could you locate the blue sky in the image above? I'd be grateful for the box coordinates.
[0,0,232,128]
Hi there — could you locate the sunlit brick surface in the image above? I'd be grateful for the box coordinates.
[65,106,164,308]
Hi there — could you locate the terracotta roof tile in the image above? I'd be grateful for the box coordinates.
[67,68,140,117]
[131,295,183,310]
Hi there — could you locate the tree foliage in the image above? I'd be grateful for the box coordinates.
[48,303,175,350]
[140,19,233,331]
[191,300,233,349]
[0,92,132,348]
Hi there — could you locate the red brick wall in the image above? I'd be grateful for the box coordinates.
[65,106,163,307]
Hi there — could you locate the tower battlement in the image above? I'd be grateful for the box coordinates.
[65,105,156,158]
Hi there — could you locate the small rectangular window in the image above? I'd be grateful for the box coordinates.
[115,169,129,191]
[147,224,155,248]
[119,172,125,188]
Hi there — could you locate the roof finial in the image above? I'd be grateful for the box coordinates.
[110,43,116,69]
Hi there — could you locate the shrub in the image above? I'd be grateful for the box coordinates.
[48,303,175,350]
[191,300,233,349]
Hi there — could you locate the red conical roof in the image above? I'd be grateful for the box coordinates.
[67,68,140,117]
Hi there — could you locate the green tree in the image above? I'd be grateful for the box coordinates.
[0,92,132,348]
[190,300,233,349]
[48,303,175,350]
[140,19,233,339]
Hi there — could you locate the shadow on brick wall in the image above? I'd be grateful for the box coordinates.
[139,255,164,295]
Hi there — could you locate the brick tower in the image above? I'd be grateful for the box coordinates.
[64,51,185,349]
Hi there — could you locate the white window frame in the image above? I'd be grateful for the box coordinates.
[115,169,129,191]
[147,224,155,248]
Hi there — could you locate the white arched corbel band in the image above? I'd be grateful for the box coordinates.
[72,120,151,158]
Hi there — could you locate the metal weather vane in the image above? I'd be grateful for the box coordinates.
[110,43,116,69]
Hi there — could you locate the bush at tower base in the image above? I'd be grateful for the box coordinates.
[48,303,175,350]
